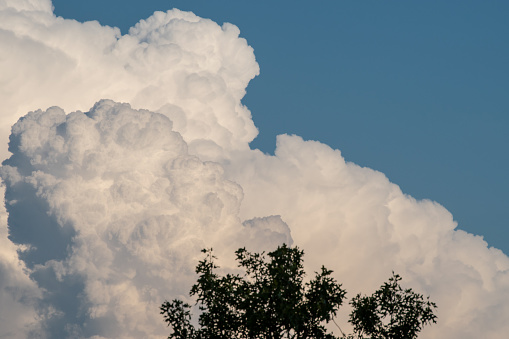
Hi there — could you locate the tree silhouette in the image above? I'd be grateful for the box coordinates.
[348,273,437,339]
[161,245,436,339]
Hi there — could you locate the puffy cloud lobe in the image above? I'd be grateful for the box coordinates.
[1,101,291,338]
[1,1,509,339]
[0,0,259,160]
[0,213,41,338]
[0,0,52,12]
[225,134,509,337]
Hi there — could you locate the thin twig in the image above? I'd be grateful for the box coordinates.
[332,318,347,337]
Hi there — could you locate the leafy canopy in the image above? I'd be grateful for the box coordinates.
[161,245,437,339]
[348,273,437,339]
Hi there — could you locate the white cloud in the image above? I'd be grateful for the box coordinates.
[0,0,258,160]
[1,1,509,338]
[227,134,509,337]
[0,0,52,12]
[0,211,41,338]
[1,100,290,338]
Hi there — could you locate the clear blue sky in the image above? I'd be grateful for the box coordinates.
[52,0,509,254]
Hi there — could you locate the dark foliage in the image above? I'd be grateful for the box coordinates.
[161,246,437,339]
[161,245,346,338]
[348,273,437,339]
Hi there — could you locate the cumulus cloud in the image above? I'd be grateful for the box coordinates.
[1,100,291,338]
[0,0,258,160]
[0,211,40,338]
[227,134,509,337]
[1,1,509,338]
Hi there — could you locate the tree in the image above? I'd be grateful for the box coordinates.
[161,245,346,338]
[347,273,437,339]
[160,245,437,339]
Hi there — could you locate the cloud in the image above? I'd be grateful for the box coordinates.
[0,1,509,338]
[0,0,52,12]
[0,211,41,338]
[227,134,509,337]
[0,0,258,160]
[1,100,291,338]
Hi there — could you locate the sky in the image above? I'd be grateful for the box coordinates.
[51,0,509,254]
[1,1,509,338]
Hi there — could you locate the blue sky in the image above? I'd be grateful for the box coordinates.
[52,0,508,254]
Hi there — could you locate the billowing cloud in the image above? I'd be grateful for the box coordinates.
[1,1,509,338]
[0,0,258,160]
[1,100,291,338]
[0,212,40,338]
[227,134,509,338]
